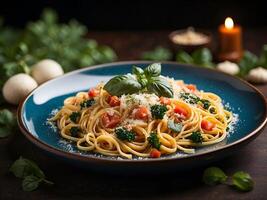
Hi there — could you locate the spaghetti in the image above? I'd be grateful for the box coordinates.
[50,64,233,159]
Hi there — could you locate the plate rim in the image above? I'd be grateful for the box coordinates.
[17,61,267,163]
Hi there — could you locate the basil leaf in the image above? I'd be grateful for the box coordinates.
[132,66,144,76]
[144,63,161,78]
[203,167,228,185]
[104,75,142,96]
[167,120,182,133]
[147,77,173,98]
[22,175,42,192]
[176,50,194,64]
[132,66,147,87]
[9,157,45,179]
[232,171,254,192]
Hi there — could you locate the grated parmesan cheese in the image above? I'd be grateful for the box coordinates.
[120,93,159,109]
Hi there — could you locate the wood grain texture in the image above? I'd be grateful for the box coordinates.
[1,30,267,200]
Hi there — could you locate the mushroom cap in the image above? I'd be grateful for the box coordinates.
[217,61,239,75]
[2,73,38,105]
[246,67,267,83]
[31,59,64,84]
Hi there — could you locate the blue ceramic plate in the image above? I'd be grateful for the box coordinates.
[18,61,267,172]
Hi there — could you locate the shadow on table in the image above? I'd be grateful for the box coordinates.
[5,131,254,199]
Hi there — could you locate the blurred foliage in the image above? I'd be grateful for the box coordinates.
[141,46,172,61]
[0,9,117,103]
[176,48,214,68]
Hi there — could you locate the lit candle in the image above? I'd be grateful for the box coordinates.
[218,17,243,62]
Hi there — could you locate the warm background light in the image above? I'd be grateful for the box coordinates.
[225,17,234,29]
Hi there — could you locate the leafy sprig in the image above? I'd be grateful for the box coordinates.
[104,63,174,98]
[203,167,254,192]
[9,157,53,192]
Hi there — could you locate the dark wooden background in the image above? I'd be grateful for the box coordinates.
[1,0,267,29]
[0,30,267,199]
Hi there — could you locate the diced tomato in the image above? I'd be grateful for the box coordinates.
[88,88,99,98]
[107,96,120,107]
[174,105,188,117]
[150,149,161,158]
[201,120,215,131]
[160,97,171,105]
[101,113,121,128]
[186,84,197,91]
[134,106,149,120]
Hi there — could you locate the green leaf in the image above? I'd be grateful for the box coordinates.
[167,120,182,133]
[203,167,228,185]
[142,46,172,61]
[104,75,142,96]
[144,63,161,78]
[176,51,193,63]
[239,51,258,77]
[132,66,147,87]
[147,77,173,98]
[132,66,144,76]
[9,157,45,179]
[232,171,254,192]
[22,175,42,192]
[0,109,17,138]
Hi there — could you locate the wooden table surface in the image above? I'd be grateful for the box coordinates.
[1,30,267,200]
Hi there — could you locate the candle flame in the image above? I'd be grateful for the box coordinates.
[225,17,234,29]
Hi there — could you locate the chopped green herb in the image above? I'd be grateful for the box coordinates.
[115,127,135,142]
[203,167,228,185]
[148,132,161,150]
[200,99,211,109]
[69,112,80,123]
[180,92,200,104]
[150,104,168,119]
[226,127,230,132]
[210,107,216,114]
[167,120,183,133]
[80,99,95,108]
[232,171,254,192]
[70,127,80,137]
[187,131,204,143]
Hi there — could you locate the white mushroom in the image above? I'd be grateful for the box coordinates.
[216,61,240,75]
[2,73,38,105]
[31,59,64,84]
[246,67,267,83]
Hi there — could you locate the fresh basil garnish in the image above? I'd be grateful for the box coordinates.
[147,76,173,98]
[132,66,148,87]
[144,63,161,78]
[104,74,142,96]
[103,63,173,97]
